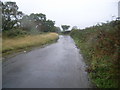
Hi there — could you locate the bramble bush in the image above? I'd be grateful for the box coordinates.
[70,20,120,88]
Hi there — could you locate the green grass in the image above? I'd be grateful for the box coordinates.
[2,33,59,56]
[70,20,120,88]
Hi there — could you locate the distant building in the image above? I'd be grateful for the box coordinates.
[118,1,120,18]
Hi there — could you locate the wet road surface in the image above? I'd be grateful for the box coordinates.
[3,35,91,88]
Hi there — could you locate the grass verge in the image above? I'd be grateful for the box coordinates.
[2,33,59,56]
[70,20,120,88]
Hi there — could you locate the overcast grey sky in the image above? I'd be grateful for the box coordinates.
[2,0,119,29]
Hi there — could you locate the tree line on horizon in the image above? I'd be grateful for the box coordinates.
[1,1,61,36]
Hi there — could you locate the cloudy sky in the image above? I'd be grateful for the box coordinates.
[2,0,119,29]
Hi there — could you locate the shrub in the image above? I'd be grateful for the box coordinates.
[70,20,120,88]
[3,29,28,38]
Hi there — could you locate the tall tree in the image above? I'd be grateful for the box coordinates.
[61,25,70,32]
[44,20,55,32]
[55,27,61,33]
[2,1,24,30]
[24,13,47,32]
[20,13,56,32]
[2,1,56,33]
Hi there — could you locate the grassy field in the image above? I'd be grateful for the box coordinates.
[70,20,120,88]
[2,33,59,56]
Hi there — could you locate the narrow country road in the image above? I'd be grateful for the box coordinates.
[3,35,92,88]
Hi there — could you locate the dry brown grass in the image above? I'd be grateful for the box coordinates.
[2,33,58,55]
